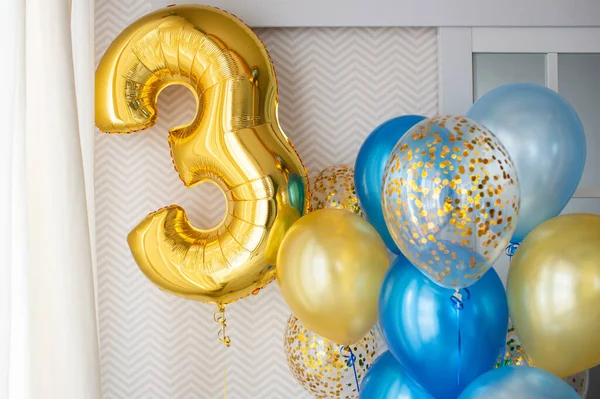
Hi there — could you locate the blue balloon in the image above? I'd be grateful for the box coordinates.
[379,258,508,399]
[458,366,580,399]
[360,352,434,399]
[354,115,425,253]
[467,83,586,242]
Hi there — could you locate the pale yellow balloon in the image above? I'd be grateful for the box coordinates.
[507,213,600,378]
[277,209,390,345]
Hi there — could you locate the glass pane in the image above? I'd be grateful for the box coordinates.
[473,53,546,100]
[558,54,600,191]
[561,198,600,215]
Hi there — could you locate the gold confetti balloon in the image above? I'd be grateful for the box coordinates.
[565,371,590,398]
[382,116,520,289]
[496,320,589,398]
[284,315,377,399]
[496,320,533,368]
[311,165,363,216]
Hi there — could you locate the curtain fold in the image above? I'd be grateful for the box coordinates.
[1,0,102,398]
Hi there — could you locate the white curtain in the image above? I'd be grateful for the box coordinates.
[0,0,101,398]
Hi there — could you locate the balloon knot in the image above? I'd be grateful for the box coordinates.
[214,304,231,347]
[451,288,471,310]
[340,346,357,367]
[505,242,520,258]
[340,346,360,393]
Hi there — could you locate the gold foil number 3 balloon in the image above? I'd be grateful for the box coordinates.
[95,6,308,312]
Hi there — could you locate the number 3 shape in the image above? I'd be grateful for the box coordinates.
[95,5,309,305]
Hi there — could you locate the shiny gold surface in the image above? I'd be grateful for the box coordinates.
[507,213,600,377]
[277,209,390,345]
[96,5,309,305]
[284,315,377,399]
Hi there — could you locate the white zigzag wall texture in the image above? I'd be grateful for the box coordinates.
[95,1,439,397]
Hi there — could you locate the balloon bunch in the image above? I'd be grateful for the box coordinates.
[97,6,598,396]
[279,164,389,397]
[354,84,596,399]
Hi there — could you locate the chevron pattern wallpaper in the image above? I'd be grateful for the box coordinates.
[95,1,439,397]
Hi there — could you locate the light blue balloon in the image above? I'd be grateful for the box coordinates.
[467,83,586,242]
[458,366,580,399]
[360,352,434,399]
[354,115,425,253]
[379,258,508,399]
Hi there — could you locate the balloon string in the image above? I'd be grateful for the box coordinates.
[505,242,520,262]
[223,351,227,399]
[214,304,231,347]
[500,338,507,367]
[502,242,520,367]
[341,346,360,393]
[451,288,470,391]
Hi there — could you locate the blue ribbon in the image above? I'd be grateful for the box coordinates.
[500,340,508,367]
[450,288,471,390]
[505,242,520,261]
[341,346,360,393]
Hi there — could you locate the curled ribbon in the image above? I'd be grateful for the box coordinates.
[504,242,521,260]
[213,304,231,347]
[340,346,360,393]
[450,288,471,390]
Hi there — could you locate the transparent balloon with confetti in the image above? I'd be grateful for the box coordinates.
[311,165,363,216]
[497,319,589,398]
[382,116,520,289]
[284,315,377,399]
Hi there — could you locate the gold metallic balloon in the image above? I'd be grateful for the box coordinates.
[507,213,600,378]
[284,315,377,399]
[277,209,390,345]
[96,5,309,305]
[311,165,362,216]
[496,319,589,398]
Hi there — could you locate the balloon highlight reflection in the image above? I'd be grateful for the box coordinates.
[507,213,600,377]
[458,366,580,399]
[355,115,425,253]
[277,209,390,345]
[359,352,434,399]
[96,5,309,305]
[379,258,508,399]
[467,83,586,242]
[382,116,520,289]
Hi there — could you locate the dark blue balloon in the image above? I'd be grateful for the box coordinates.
[458,366,580,399]
[379,258,508,399]
[354,115,425,254]
[360,352,434,399]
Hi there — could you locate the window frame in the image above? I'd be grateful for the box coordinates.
[438,27,600,198]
